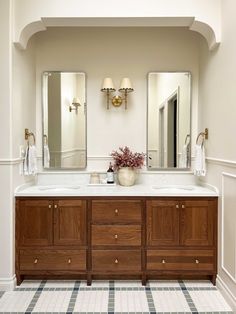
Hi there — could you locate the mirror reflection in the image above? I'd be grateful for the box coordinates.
[42,71,86,169]
[147,72,191,170]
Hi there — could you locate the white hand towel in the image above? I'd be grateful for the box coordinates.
[43,144,50,168]
[194,144,206,176]
[180,144,188,168]
[23,145,38,175]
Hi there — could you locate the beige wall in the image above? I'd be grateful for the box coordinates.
[199,0,236,308]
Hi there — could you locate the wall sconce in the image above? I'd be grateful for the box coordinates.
[69,98,81,113]
[101,77,134,109]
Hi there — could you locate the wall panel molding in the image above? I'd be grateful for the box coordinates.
[221,172,236,283]
[217,275,236,311]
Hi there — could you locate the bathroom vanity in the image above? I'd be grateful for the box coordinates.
[15,184,217,285]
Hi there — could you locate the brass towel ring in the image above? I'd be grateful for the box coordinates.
[25,128,36,145]
[196,128,208,146]
[185,134,190,145]
[43,134,48,145]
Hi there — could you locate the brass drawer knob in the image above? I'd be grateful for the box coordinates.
[162,259,166,264]
[54,204,58,209]
[195,259,199,264]
[34,258,38,264]
[115,259,119,264]
[114,234,118,239]
[68,258,71,264]
[182,204,185,209]
[48,205,52,208]
[176,205,179,209]
[115,209,119,215]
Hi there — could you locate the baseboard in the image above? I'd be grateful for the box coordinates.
[217,275,236,312]
[0,275,16,291]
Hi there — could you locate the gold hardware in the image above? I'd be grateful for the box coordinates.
[101,77,134,110]
[69,97,81,113]
[114,234,118,239]
[43,134,48,145]
[185,134,190,145]
[115,259,119,264]
[112,95,123,107]
[25,128,36,144]
[54,205,58,209]
[176,204,179,209]
[181,204,185,209]
[195,259,199,264]
[34,259,38,264]
[48,204,52,208]
[162,259,166,264]
[196,128,208,146]
[115,209,119,215]
[68,259,71,264]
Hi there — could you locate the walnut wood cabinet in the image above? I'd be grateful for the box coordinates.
[16,196,217,285]
[16,198,87,284]
[146,198,217,284]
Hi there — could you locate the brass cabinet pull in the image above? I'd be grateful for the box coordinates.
[182,204,185,209]
[115,259,119,264]
[114,209,119,215]
[114,234,118,239]
[54,204,58,209]
[162,259,166,264]
[68,258,71,264]
[195,259,199,264]
[48,204,52,208]
[34,258,38,264]
[176,204,179,209]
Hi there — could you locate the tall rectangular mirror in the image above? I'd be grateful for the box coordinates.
[147,72,191,170]
[42,71,86,169]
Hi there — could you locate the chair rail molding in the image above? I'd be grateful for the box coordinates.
[206,157,236,168]
[0,158,23,165]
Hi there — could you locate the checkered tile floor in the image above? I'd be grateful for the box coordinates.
[0,280,232,313]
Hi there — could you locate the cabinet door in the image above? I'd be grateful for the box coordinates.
[146,200,179,246]
[180,199,215,246]
[54,199,86,245]
[19,199,53,246]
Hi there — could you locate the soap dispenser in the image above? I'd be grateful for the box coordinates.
[107,162,114,184]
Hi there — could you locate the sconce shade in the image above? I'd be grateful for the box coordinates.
[72,97,81,106]
[119,77,134,92]
[101,77,116,91]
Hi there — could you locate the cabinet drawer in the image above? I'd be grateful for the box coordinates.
[92,225,141,246]
[92,250,141,272]
[92,200,141,223]
[147,250,214,271]
[20,249,86,271]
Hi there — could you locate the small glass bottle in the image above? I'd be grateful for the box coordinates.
[107,162,114,184]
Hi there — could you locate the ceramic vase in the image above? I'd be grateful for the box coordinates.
[117,167,137,186]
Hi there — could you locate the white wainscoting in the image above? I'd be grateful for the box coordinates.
[221,172,236,283]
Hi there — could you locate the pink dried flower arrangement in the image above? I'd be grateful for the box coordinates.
[111,146,145,170]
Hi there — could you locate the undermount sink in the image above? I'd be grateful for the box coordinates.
[152,185,195,191]
[37,185,80,191]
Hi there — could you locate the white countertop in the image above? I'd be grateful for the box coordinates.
[15,183,218,197]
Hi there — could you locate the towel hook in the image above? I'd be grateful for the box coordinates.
[25,128,35,145]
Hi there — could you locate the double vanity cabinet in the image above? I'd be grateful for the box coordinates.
[15,195,217,285]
